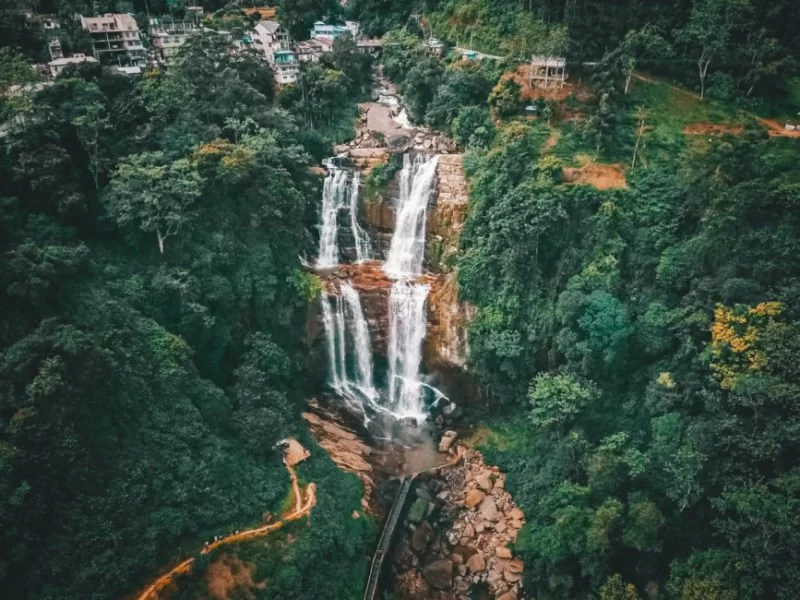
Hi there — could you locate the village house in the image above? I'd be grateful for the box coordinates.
[356,38,382,55]
[253,20,288,62]
[309,20,350,40]
[47,54,97,77]
[149,17,201,63]
[273,48,299,85]
[294,38,334,62]
[24,12,60,30]
[80,13,145,66]
[423,37,445,57]
[529,55,567,88]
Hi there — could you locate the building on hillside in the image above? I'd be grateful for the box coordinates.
[356,38,382,55]
[423,37,444,57]
[273,48,299,85]
[295,38,334,62]
[25,13,60,30]
[309,20,349,40]
[186,6,204,19]
[253,20,289,61]
[345,20,360,38]
[48,39,63,61]
[80,13,145,66]
[529,55,567,88]
[47,53,97,77]
[149,17,201,63]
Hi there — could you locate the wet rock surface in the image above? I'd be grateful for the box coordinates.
[390,445,526,600]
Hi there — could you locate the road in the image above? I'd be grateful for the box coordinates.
[134,462,316,600]
[454,47,505,61]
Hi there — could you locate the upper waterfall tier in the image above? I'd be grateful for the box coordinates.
[316,164,372,269]
[384,154,439,279]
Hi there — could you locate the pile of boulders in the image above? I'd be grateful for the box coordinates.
[392,436,526,600]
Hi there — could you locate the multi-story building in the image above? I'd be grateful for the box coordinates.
[150,18,201,63]
[80,13,145,66]
[273,49,299,85]
[252,20,287,62]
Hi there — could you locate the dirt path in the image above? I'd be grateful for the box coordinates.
[134,462,317,600]
[633,72,800,138]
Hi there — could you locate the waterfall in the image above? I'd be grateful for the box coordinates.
[316,148,444,425]
[384,155,439,277]
[384,153,440,420]
[348,171,372,263]
[320,282,378,413]
[316,166,348,268]
[341,281,377,399]
[317,166,371,268]
[387,280,430,419]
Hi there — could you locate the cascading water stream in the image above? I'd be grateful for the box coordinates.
[315,150,445,424]
[387,281,430,419]
[383,154,440,420]
[348,171,372,263]
[320,281,379,422]
[317,165,371,268]
[385,155,439,277]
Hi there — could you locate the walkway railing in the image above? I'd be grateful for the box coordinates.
[363,475,415,600]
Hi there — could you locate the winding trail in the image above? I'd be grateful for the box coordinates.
[632,72,800,138]
[134,461,316,600]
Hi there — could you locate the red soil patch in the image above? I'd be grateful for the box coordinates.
[205,554,265,600]
[507,64,594,102]
[683,122,744,135]
[563,162,627,190]
[758,117,800,138]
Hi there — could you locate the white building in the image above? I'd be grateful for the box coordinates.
[47,54,97,77]
[80,13,145,66]
[273,49,299,85]
[309,20,349,40]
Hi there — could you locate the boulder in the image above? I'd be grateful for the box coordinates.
[475,472,494,491]
[479,496,499,521]
[495,546,513,559]
[462,523,475,539]
[464,489,485,508]
[466,553,486,573]
[495,520,507,534]
[510,508,524,521]
[411,521,433,553]
[504,571,522,583]
[408,497,430,524]
[505,559,524,574]
[422,559,453,590]
[497,592,517,600]
[438,430,458,453]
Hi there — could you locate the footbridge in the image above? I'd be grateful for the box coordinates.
[363,475,416,600]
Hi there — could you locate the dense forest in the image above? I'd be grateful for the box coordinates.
[3,0,800,599]
[0,12,374,599]
[350,2,800,599]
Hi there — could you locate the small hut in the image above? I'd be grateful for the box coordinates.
[530,55,567,88]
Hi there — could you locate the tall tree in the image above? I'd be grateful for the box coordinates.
[106,152,204,254]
